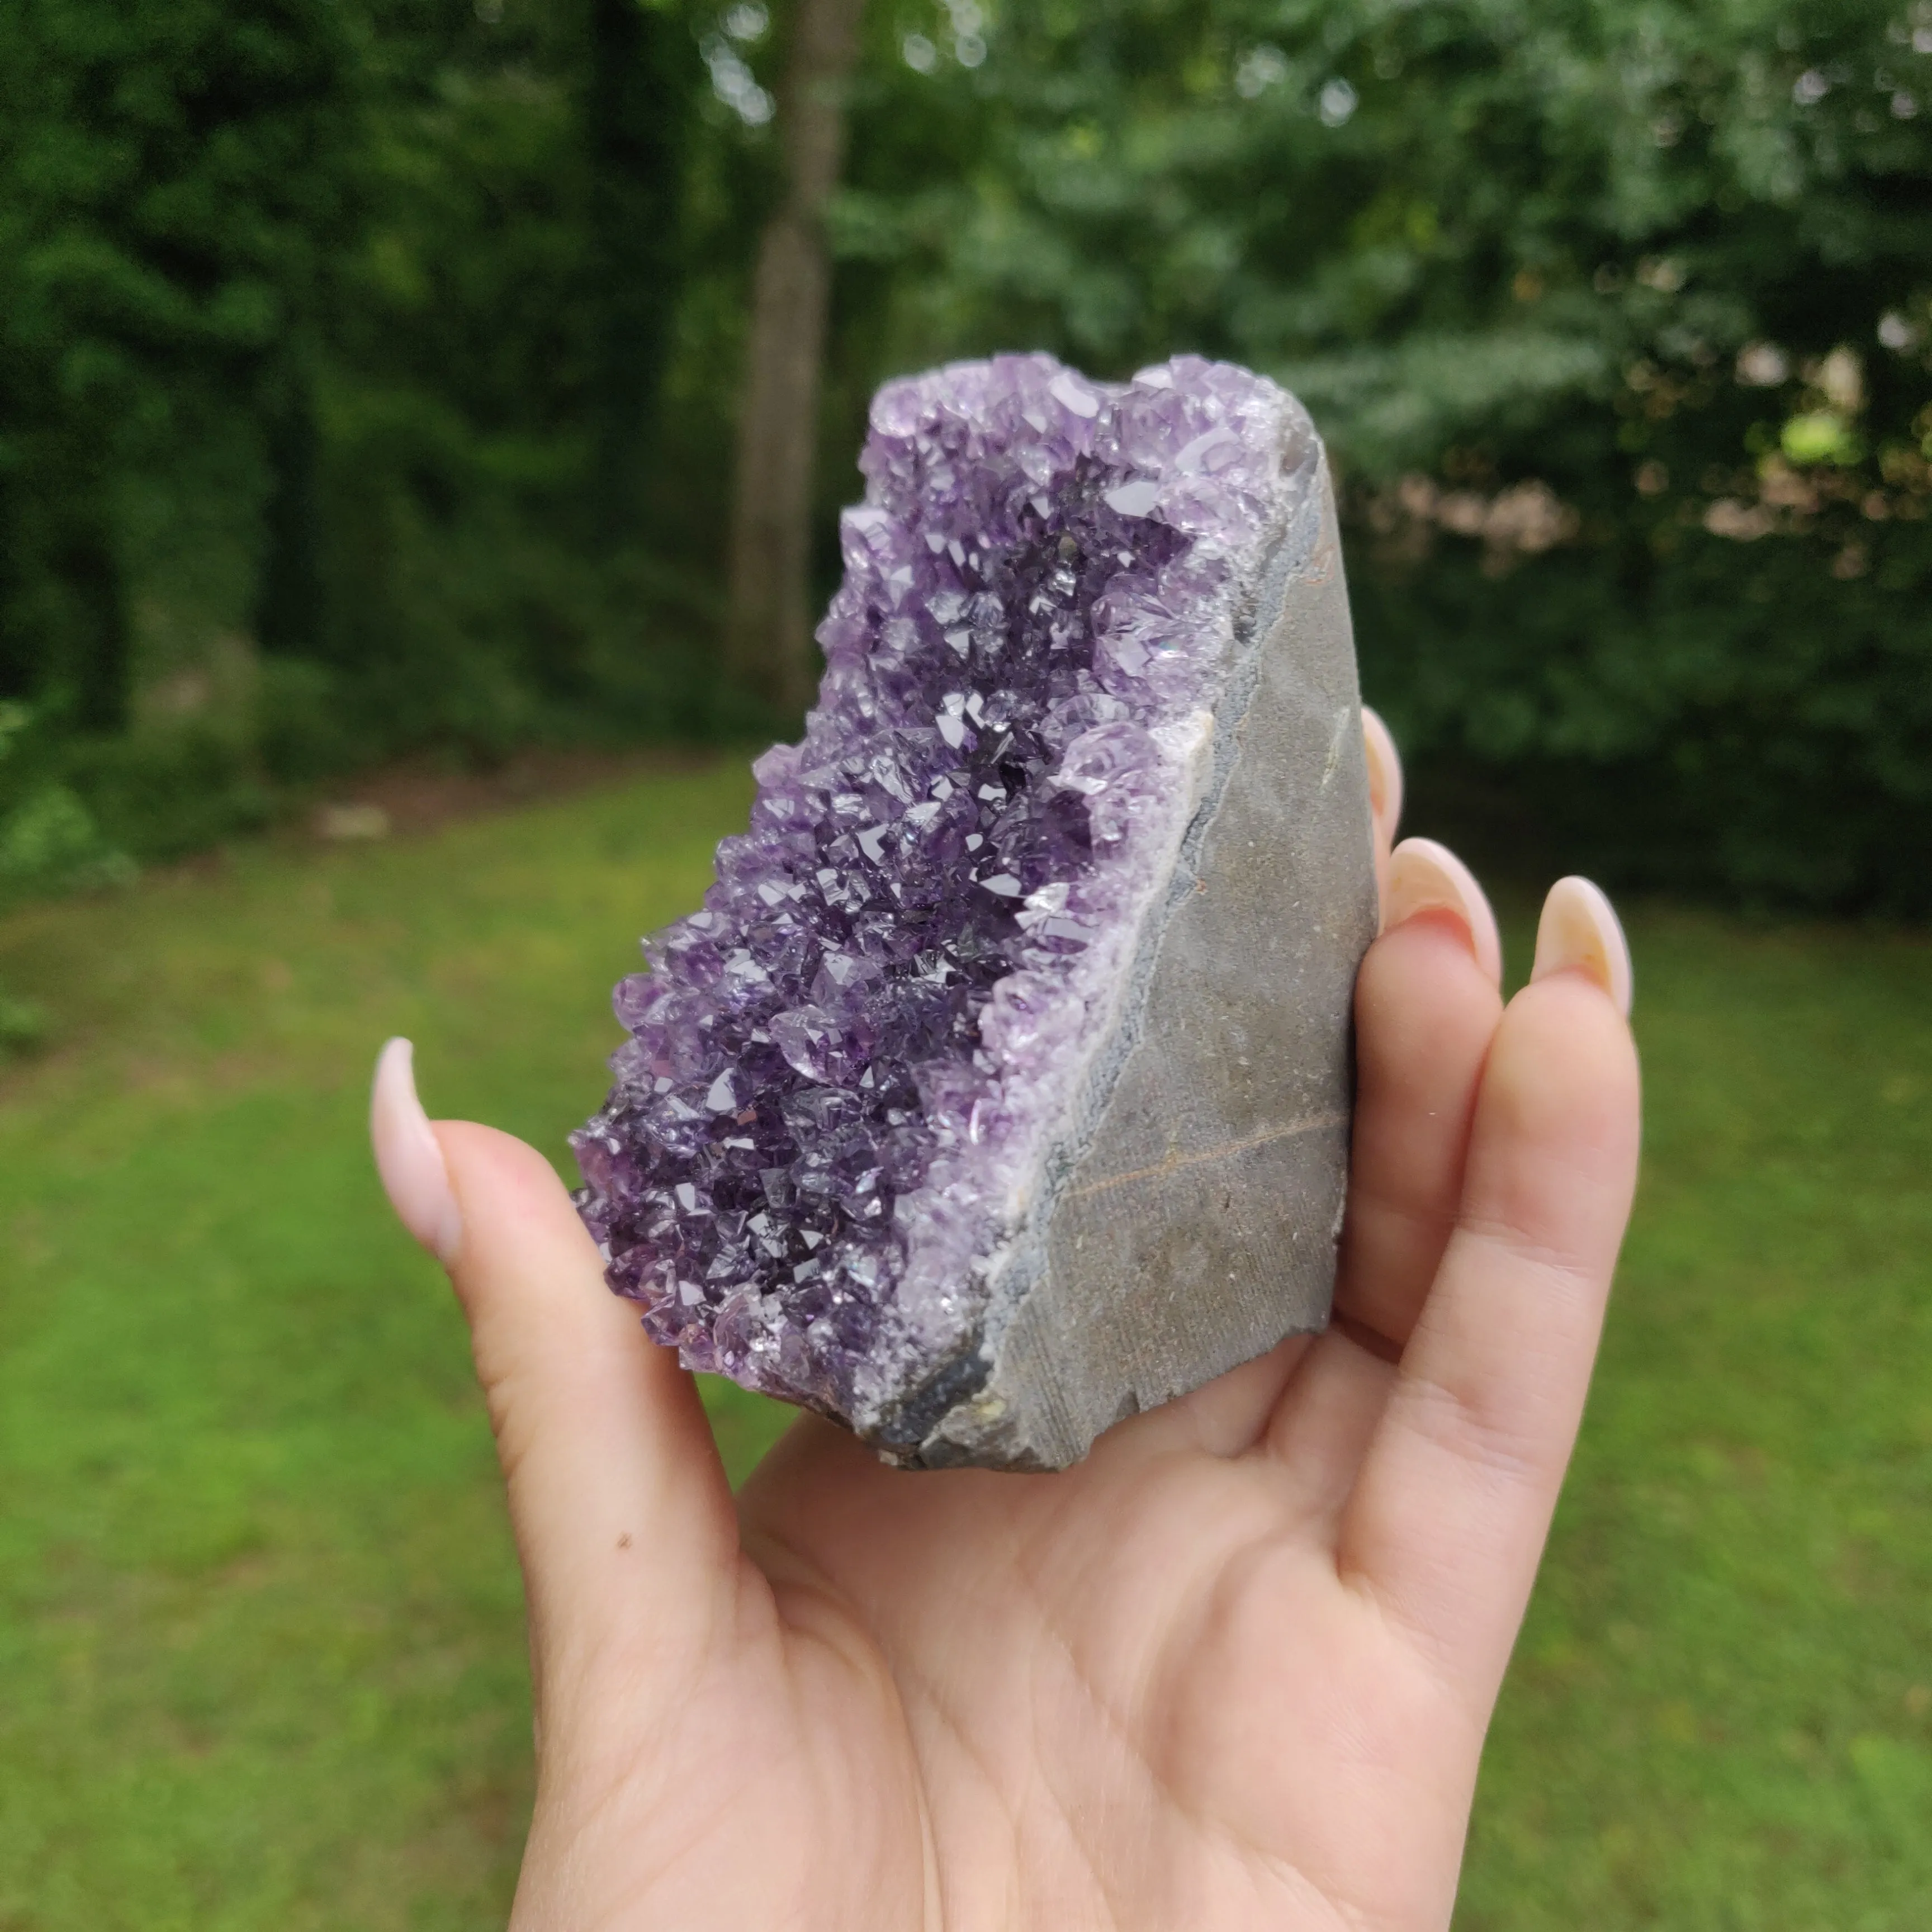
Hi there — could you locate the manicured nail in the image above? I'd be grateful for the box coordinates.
[1532,876,1633,1017]
[1385,837,1504,984]
[371,1038,462,1265]
[1361,705,1403,842]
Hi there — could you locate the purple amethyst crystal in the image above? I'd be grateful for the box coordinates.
[573,353,1377,1469]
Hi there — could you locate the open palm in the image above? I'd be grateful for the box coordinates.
[375,729,1640,1930]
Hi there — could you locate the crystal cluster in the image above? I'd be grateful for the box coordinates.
[573,353,1310,1434]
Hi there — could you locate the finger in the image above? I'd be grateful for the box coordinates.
[1338,901,1640,1708]
[371,1042,737,1677]
[1362,705,1403,918]
[1261,1327,1396,1529]
[1535,874,1633,1016]
[1335,839,1504,1348]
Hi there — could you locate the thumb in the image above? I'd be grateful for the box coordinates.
[370,1039,737,1685]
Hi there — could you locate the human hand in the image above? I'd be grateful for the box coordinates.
[372,712,1640,1931]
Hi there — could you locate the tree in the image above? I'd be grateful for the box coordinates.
[723,0,868,714]
[0,0,359,728]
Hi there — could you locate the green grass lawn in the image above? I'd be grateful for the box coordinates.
[0,763,1927,1930]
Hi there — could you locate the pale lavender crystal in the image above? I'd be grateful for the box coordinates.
[573,352,1347,1457]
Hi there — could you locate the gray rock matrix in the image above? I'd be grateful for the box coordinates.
[897,461,1378,1469]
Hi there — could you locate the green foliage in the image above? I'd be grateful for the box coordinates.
[0,0,728,844]
[830,0,1932,907]
[0,785,133,898]
[0,703,135,910]
[0,0,361,721]
[2,0,1929,903]
[2,771,1929,1924]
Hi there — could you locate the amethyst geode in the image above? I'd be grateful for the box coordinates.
[572,353,1377,1469]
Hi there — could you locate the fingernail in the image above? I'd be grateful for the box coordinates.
[371,1038,462,1265]
[1361,705,1403,840]
[1532,876,1633,1017]
[1385,836,1504,985]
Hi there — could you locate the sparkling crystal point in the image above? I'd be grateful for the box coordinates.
[574,353,1377,1469]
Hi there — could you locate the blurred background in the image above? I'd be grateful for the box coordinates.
[0,0,1928,1925]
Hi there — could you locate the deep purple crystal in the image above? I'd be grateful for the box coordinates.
[573,353,1310,1430]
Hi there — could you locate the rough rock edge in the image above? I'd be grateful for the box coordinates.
[859,442,1374,1469]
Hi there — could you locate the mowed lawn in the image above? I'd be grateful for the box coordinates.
[0,761,1927,1930]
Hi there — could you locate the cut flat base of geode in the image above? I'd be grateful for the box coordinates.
[572,353,1378,1471]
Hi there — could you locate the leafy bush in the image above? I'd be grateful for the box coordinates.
[0,0,728,841]
[831,0,1932,908]
[0,703,134,910]
[63,729,271,867]
[0,985,46,1055]
[0,785,134,899]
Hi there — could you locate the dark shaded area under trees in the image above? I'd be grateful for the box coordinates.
[1,0,1928,912]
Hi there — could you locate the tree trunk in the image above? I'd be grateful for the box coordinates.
[723,0,867,714]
